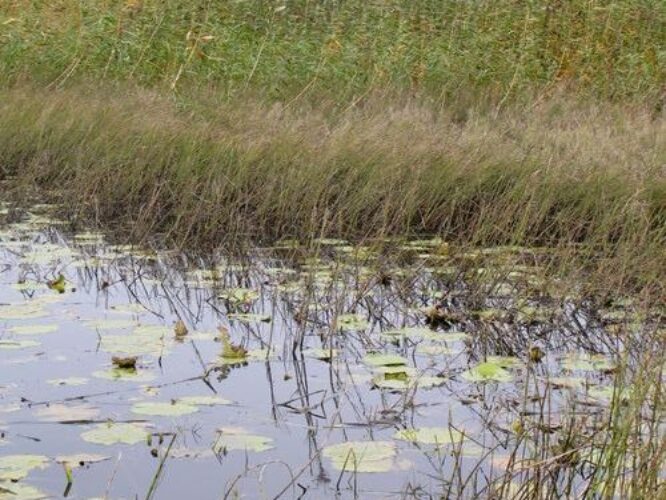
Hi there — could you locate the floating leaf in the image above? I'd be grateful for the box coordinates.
[217,288,259,304]
[0,455,50,481]
[227,313,271,323]
[92,368,155,382]
[177,396,231,406]
[8,324,58,335]
[302,348,337,361]
[46,377,89,386]
[0,483,47,499]
[0,304,47,320]
[55,454,109,468]
[363,353,408,367]
[131,401,198,416]
[0,340,40,350]
[394,427,465,447]
[84,319,136,331]
[461,361,513,383]
[35,404,99,423]
[81,423,148,445]
[215,427,273,453]
[323,441,396,473]
[337,314,368,331]
[561,354,615,373]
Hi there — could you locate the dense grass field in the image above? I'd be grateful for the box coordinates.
[0,0,665,288]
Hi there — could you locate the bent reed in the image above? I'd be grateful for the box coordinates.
[1,86,664,292]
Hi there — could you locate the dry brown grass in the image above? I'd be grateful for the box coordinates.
[1,85,664,291]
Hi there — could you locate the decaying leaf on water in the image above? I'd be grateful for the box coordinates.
[112,355,137,369]
[218,327,247,361]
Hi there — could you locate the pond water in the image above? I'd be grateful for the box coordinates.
[0,205,661,499]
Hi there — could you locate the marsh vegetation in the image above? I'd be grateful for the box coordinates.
[0,1,664,498]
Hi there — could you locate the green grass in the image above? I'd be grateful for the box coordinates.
[1,0,664,103]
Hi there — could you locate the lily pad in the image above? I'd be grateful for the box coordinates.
[0,305,47,320]
[177,396,232,406]
[215,427,273,453]
[561,354,615,373]
[131,401,198,417]
[323,441,396,473]
[35,404,99,423]
[92,368,155,382]
[46,377,89,386]
[81,423,148,445]
[394,427,465,447]
[363,353,408,367]
[0,340,40,350]
[227,313,271,323]
[55,453,110,468]
[302,348,337,361]
[461,361,513,383]
[0,455,50,481]
[337,314,369,331]
[0,483,47,499]
[8,324,58,335]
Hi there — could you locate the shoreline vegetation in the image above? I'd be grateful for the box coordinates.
[0,0,665,290]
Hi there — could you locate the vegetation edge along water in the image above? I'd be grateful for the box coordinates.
[0,0,665,291]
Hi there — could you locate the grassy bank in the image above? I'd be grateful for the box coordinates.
[1,85,664,291]
[0,0,664,289]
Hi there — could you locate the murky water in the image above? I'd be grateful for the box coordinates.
[0,205,661,499]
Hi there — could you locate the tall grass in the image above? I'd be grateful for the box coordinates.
[1,1,664,103]
[0,85,664,291]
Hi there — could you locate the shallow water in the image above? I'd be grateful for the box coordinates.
[0,206,660,499]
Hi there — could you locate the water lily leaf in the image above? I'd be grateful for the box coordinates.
[461,361,513,382]
[55,454,109,468]
[561,354,615,372]
[217,288,259,304]
[416,344,453,356]
[92,368,155,382]
[177,396,232,406]
[100,334,166,356]
[0,304,47,320]
[363,353,408,367]
[323,441,396,473]
[215,427,273,453]
[10,281,46,291]
[588,385,633,402]
[131,401,198,416]
[0,340,40,350]
[420,331,470,343]
[547,377,585,389]
[35,404,99,423]
[337,314,368,331]
[46,377,89,386]
[394,427,465,446]
[84,319,136,331]
[302,348,337,361]
[8,324,58,335]
[227,313,271,323]
[0,483,47,499]
[0,455,50,481]
[81,423,148,445]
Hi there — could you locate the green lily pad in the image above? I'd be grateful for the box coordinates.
[92,368,155,382]
[323,441,396,473]
[227,313,271,323]
[46,377,89,386]
[0,340,40,350]
[302,348,338,361]
[215,427,273,453]
[0,455,50,481]
[394,427,465,446]
[0,483,47,499]
[55,453,110,468]
[363,353,408,367]
[177,396,232,406]
[561,354,615,372]
[337,314,369,331]
[217,288,259,304]
[81,423,148,445]
[35,404,99,423]
[84,319,137,331]
[8,324,58,335]
[0,305,47,320]
[131,401,198,417]
[461,361,513,383]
